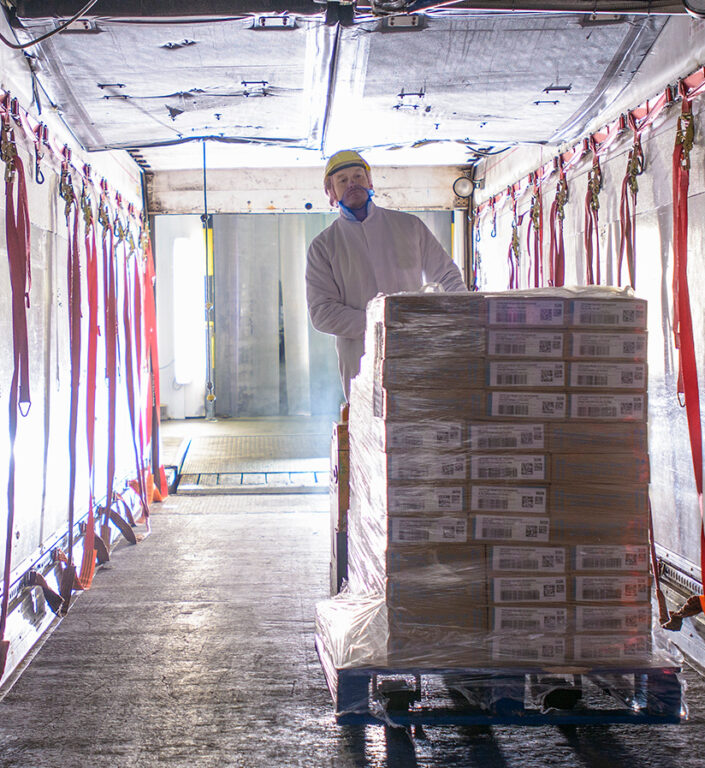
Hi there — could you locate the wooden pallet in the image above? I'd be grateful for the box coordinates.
[316,637,683,726]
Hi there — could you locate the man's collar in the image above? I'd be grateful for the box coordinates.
[339,195,375,222]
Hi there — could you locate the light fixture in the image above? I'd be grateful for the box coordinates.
[452,175,474,199]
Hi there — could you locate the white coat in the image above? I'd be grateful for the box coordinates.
[305,201,468,398]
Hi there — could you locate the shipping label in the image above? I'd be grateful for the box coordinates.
[569,393,646,420]
[489,392,567,419]
[384,422,464,450]
[569,362,647,389]
[390,516,468,544]
[492,606,568,633]
[568,332,647,360]
[488,329,564,358]
[387,485,465,514]
[389,454,467,481]
[473,515,550,542]
[574,575,650,602]
[488,361,565,388]
[467,423,545,451]
[575,606,651,633]
[471,485,548,514]
[488,298,566,326]
[469,454,547,482]
[491,545,566,573]
[492,576,567,603]
[569,299,647,329]
[491,636,567,663]
[573,545,648,572]
[571,635,650,662]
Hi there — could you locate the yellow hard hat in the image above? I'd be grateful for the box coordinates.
[324,150,370,180]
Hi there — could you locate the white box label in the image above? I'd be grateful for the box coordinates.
[490,392,567,419]
[575,606,651,633]
[572,635,650,662]
[389,454,467,481]
[488,330,564,358]
[574,545,648,572]
[467,423,545,451]
[569,332,647,360]
[570,299,646,329]
[491,637,566,663]
[569,393,646,420]
[489,361,565,388]
[471,485,547,514]
[493,607,568,633]
[489,298,565,326]
[491,546,566,572]
[492,576,567,603]
[474,515,549,542]
[574,575,650,602]
[469,454,547,482]
[384,422,464,450]
[387,486,465,514]
[569,362,646,389]
[390,517,468,544]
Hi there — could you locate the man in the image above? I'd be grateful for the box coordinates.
[305,149,468,399]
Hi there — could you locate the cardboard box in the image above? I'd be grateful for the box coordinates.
[489,545,567,573]
[387,626,490,667]
[573,575,650,603]
[385,544,486,576]
[566,331,647,360]
[490,575,568,603]
[470,485,548,515]
[467,422,546,451]
[367,322,487,360]
[468,454,549,483]
[368,292,488,326]
[551,452,650,485]
[490,605,569,633]
[572,545,649,572]
[487,296,567,326]
[373,356,486,390]
[548,421,648,453]
[551,484,648,517]
[568,393,647,421]
[471,514,550,543]
[487,391,567,419]
[487,329,565,358]
[375,388,488,420]
[487,360,566,388]
[386,576,487,613]
[568,361,647,390]
[574,604,652,633]
[568,298,647,329]
[549,506,648,545]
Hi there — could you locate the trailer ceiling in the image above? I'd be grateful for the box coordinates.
[6,1,689,169]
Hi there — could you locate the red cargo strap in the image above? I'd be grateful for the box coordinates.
[58,157,81,614]
[526,173,543,288]
[666,85,705,628]
[583,140,602,285]
[78,180,98,589]
[506,186,520,290]
[0,115,31,677]
[548,163,567,287]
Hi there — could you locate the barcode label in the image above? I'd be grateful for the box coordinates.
[570,394,645,420]
[570,363,647,390]
[386,422,464,450]
[470,455,546,481]
[388,486,465,514]
[472,486,547,514]
[488,330,564,357]
[390,455,467,481]
[474,515,550,541]
[489,362,565,388]
[576,606,650,632]
[574,576,649,602]
[390,517,467,544]
[571,300,646,328]
[574,546,648,571]
[493,607,568,633]
[493,577,566,602]
[469,423,546,450]
[492,638,566,662]
[492,546,565,572]
[572,635,649,662]
[490,393,566,419]
[569,332,647,360]
[489,298,565,326]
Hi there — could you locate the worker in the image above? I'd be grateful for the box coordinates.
[305,149,468,399]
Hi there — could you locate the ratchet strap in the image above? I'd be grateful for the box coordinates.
[583,139,602,285]
[548,162,567,287]
[663,85,705,629]
[58,155,81,614]
[0,114,31,677]
[526,173,543,288]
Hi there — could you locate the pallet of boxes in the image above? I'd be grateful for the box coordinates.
[315,286,684,725]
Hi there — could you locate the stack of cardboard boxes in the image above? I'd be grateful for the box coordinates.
[341,288,651,667]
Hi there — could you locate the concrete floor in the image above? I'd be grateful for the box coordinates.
[2,489,705,768]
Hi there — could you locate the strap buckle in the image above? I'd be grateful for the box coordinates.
[59,163,75,222]
[1,117,17,184]
[676,109,695,171]
[555,176,568,220]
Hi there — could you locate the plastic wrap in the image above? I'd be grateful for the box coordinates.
[316,286,685,720]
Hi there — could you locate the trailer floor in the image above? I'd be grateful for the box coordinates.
[2,492,705,768]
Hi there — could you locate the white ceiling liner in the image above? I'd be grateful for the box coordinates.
[16,10,668,170]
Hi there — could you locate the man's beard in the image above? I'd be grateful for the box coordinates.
[341,185,369,209]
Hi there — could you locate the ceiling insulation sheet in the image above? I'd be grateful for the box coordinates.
[13,10,668,168]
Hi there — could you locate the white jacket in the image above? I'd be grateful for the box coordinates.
[306,201,467,398]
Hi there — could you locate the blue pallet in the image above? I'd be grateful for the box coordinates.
[316,638,683,727]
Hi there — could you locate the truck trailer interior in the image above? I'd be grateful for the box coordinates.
[2,1,705,765]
